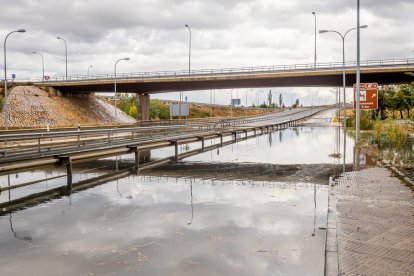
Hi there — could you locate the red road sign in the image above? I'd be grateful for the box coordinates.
[353,83,378,110]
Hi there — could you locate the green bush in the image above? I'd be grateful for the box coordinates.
[150,99,169,119]
[347,110,373,130]
[385,120,407,148]
[373,117,383,146]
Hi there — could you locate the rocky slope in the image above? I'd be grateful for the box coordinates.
[0,86,136,128]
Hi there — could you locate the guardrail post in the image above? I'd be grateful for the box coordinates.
[171,140,179,162]
[219,133,223,146]
[129,146,139,174]
[200,137,205,150]
[58,156,72,194]
[38,137,41,153]
[232,131,237,142]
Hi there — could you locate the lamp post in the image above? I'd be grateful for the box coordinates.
[319,25,368,129]
[114,58,130,124]
[3,29,26,130]
[210,90,213,118]
[185,24,191,75]
[87,65,93,78]
[356,0,361,143]
[312,12,317,68]
[56,36,67,80]
[32,51,44,81]
[230,89,233,118]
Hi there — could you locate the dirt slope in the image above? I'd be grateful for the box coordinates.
[0,86,136,128]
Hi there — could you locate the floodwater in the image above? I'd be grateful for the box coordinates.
[0,119,354,275]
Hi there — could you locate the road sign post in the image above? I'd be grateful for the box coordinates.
[353,83,378,110]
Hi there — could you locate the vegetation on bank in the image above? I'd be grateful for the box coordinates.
[346,81,414,127]
[341,80,414,148]
[104,94,278,120]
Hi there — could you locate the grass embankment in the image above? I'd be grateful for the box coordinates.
[333,109,354,123]
[106,98,276,120]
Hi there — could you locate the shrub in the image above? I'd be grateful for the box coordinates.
[386,120,407,148]
[373,117,383,146]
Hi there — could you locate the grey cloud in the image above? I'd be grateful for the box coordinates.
[1,0,413,104]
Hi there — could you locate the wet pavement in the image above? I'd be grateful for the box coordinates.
[0,114,355,275]
[328,167,414,276]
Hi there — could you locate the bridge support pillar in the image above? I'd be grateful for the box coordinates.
[137,93,150,121]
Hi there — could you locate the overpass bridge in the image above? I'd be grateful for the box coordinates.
[12,58,414,120]
[32,58,414,94]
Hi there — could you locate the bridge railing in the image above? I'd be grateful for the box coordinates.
[11,58,414,83]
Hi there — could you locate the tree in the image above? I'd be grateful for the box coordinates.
[383,85,398,118]
[150,99,169,119]
[279,94,283,109]
[399,84,414,118]
[268,90,272,106]
[375,87,388,120]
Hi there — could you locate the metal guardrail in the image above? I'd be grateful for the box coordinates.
[0,108,321,162]
[9,58,414,83]
[0,124,206,142]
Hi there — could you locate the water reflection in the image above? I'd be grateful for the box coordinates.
[116,180,133,199]
[9,212,32,241]
[0,176,328,276]
[187,179,194,226]
[0,125,350,275]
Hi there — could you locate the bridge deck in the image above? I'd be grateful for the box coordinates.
[16,58,413,93]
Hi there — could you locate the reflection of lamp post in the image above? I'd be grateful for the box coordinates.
[56,36,67,79]
[187,179,193,225]
[87,65,93,78]
[32,51,44,81]
[114,58,130,124]
[9,213,32,241]
[3,29,26,130]
[319,25,368,129]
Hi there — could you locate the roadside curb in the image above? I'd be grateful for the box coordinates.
[324,175,339,276]
[386,165,414,187]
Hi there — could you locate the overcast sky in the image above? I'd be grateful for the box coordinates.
[1,0,413,105]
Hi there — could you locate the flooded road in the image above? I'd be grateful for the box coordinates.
[0,117,354,275]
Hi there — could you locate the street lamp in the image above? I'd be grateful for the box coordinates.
[319,25,368,129]
[32,51,45,81]
[356,0,361,143]
[87,65,93,78]
[3,29,26,130]
[312,11,317,68]
[185,24,191,75]
[114,58,130,124]
[56,36,67,80]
